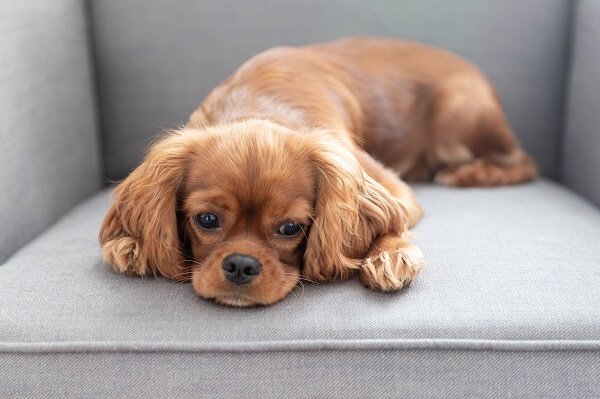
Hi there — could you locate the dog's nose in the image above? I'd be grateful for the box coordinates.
[222,253,262,285]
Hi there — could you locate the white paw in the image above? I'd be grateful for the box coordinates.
[359,243,424,291]
[102,237,149,276]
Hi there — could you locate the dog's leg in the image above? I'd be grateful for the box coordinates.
[359,233,424,291]
[434,151,537,187]
[353,148,423,228]
[424,75,538,187]
[352,151,425,290]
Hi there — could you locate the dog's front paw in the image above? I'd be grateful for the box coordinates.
[359,236,424,291]
[101,237,149,276]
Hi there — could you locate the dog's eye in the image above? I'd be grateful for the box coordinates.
[194,213,220,229]
[277,222,302,237]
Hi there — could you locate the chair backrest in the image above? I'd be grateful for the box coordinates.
[0,0,101,263]
[89,0,573,181]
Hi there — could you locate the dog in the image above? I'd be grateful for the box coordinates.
[99,37,537,307]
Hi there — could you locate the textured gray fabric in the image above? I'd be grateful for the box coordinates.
[1,180,599,397]
[2,348,599,398]
[562,0,600,208]
[89,0,572,180]
[0,1,102,263]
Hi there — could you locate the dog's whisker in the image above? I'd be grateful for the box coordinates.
[292,280,305,299]
[298,275,318,284]
[185,259,206,267]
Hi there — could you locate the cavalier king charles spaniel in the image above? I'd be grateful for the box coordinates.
[99,37,537,307]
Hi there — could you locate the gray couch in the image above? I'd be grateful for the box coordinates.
[1,1,599,397]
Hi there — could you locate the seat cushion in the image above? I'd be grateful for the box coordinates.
[1,179,599,398]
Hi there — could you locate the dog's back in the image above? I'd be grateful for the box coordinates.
[190,37,537,187]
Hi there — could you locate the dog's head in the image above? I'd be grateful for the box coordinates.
[100,120,405,306]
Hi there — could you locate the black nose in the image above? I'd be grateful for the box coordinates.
[222,253,262,285]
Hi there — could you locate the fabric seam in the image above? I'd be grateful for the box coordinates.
[1,339,599,354]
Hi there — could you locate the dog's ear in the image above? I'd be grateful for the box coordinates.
[99,130,200,281]
[303,130,407,281]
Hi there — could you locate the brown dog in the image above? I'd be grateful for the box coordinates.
[100,37,536,307]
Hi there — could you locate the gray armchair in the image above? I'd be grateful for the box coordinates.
[1,1,599,397]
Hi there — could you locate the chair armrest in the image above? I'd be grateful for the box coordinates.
[0,0,102,263]
[563,0,600,207]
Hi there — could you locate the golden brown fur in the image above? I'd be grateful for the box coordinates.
[100,37,536,307]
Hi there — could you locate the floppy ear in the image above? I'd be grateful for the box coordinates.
[99,130,199,281]
[303,131,407,281]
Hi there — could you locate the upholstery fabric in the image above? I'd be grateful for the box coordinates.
[2,347,599,398]
[0,0,101,263]
[562,0,600,208]
[88,0,572,180]
[1,179,599,397]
